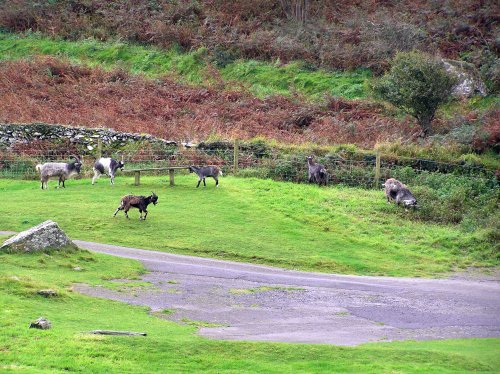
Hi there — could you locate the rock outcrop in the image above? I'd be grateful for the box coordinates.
[442,59,487,98]
[0,220,77,253]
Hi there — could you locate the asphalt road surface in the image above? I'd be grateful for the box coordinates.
[73,240,499,346]
[2,232,499,345]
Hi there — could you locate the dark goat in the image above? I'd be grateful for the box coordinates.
[383,178,418,209]
[36,155,82,189]
[113,192,158,220]
[307,156,328,186]
[92,157,125,185]
[189,166,223,187]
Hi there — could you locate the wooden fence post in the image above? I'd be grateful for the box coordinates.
[97,138,102,159]
[134,171,140,186]
[169,169,175,187]
[374,150,381,189]
[233,139,239,175]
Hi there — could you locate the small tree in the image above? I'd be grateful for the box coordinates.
[374,52,457,136]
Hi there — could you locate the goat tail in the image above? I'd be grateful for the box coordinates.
[35,164,43,172]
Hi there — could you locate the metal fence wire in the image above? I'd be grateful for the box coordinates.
[0,143,497,190]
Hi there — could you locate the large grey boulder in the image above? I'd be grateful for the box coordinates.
[1,220,77,253]
[442,59,487,98]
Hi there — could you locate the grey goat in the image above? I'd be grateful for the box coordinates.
[307,156,328,186]
[92,156,125,185]
[188,166,223,187]
[383,178,418,209]
[36,155,82,189]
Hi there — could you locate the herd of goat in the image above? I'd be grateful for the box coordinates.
[35,155,418,219]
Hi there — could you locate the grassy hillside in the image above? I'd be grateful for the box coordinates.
[0,244,499,373]
[1,32,497,151]
[0,176,496,277]
[0,32,368,99]
[1,0,496,77]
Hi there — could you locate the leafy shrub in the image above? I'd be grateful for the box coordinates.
[373,52,457,136]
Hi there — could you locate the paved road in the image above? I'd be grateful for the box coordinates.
[2,232,499,345]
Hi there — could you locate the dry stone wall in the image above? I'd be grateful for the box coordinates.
[0,123,176,149]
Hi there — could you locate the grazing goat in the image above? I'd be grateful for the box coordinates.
[307,156,328,186]
[383,178,418,209]
[113,192,158,220]
[188,166,222,188]
[92,156,125,185]
[36,155,82,189]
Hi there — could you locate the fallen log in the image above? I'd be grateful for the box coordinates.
[87,330,147,336]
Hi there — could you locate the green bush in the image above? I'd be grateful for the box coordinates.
[373,51,457,136]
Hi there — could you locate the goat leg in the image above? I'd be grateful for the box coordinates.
[196,179,201,188]
[113,206,123,217]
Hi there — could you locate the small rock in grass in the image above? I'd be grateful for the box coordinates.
[29,317,52,330]
[37,289,58,298]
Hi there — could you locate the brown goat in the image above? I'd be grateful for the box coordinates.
[113,192,158,220]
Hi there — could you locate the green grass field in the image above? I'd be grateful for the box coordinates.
[0,175,496,277]
[1,246,498,373]
[0,32,369,99]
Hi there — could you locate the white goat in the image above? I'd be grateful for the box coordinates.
[92,157,125,185]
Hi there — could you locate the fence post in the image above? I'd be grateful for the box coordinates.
[97,138,102,159]
[169,168,175,187]
[233,139,239,175]
[374,150,381,189]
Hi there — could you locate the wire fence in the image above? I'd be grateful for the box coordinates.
[0,143,498,190]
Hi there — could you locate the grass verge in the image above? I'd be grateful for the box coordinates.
[0,175,496,277]
[0,248,498,373]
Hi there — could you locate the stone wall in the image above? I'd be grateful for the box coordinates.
[0,123,177,150]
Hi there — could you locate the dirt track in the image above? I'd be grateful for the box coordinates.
[2,231,499,346]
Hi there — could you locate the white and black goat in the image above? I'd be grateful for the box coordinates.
[188,166,223,188]
[307,156,328,186]
[92,156,125,185]
[383,178,418,209]
[36,155,82,189]
[113,192,158,220]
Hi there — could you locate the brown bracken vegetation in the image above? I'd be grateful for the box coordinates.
[0,58,414,146]
[1,0,497,73]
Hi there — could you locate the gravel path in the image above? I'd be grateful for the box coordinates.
[2,232,499,345]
